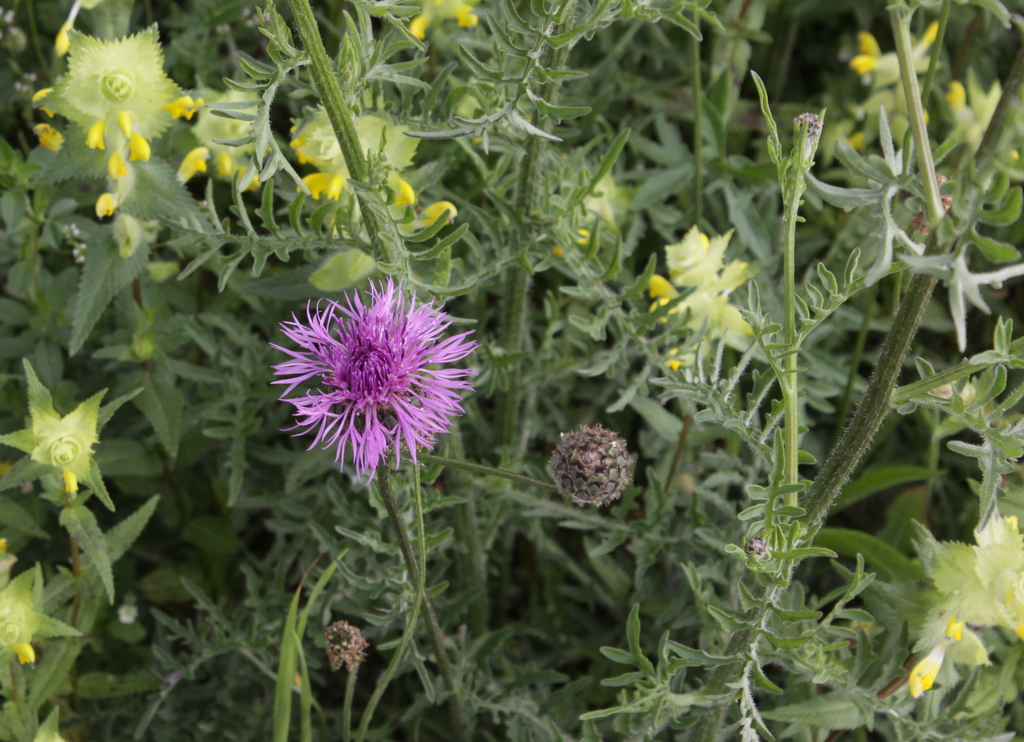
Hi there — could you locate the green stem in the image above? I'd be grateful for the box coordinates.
[288,0,397,264]
[891,6,944,223]
[691,11,704,228]
[420,453,559,493]
[342,663,358,742]
[369,463,472,742]
[498,0,578,449]
[355,465,425,742]
[780,118,813,497]
[920,0,952,104]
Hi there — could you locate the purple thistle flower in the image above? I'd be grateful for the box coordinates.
[271,279,476,481]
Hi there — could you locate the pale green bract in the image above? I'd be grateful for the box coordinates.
[0,567,78,661]
[48,26,180,141]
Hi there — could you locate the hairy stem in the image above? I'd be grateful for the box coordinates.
[498,0,578,449]
[691,11,704,227]
[420,453,559,493]
[342,663,358,742]
[891,6,944,223]
[288,0,398,264]
[446,434,489,635]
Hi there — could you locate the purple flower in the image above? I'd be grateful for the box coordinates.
[271,279,476,480]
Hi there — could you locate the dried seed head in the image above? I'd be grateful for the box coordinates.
[745,536,768,556]
[324,620,369,672]
[794,112,822,139]
[549,424,633,507]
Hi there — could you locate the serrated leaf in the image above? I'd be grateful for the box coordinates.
[77,672,161,699]
[106,496,159,563]
[69,236,149,356]
[60,503,114,603]
[128,365,182,458]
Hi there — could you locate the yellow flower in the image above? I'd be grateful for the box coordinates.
[0,539,7,554]
[421,201,458,226]
[128,132,151,162]
[303,172,345,200]
[12,643,35,665]
[86,120,106,150]
[95,193,117,218]
[55,20,73,57]
[32,88,55,117]
[850,31,881,75]
[396,179,416,207]
[947,81,967,110]
[117,111,133,137]
[107,150,127,179]
[178,147,210,183]
[455,4,478,27]
[410,15,427,39]
[62,470,78,495]
[33,124,64,152]
[847,132,866,152]
[164,95,204,120]
[909,644,945,697]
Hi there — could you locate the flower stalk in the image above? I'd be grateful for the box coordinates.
[498,0,578,449]
[420,453,559,493]
[287,0,402,265]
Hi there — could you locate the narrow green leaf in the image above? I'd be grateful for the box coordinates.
[814,528,924,582]
[60,503,114,603]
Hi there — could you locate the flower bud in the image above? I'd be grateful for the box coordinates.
[549,425,633,507]
[324,620,369,672]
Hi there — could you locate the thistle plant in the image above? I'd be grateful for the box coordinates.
[5,0,1024,740]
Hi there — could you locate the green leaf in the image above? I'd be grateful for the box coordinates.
[307,250,376,291]
[60,502,115,603]
[761,693,868,730]
[626,603,655,676]
[69,236,149,356]
[0,495,47,539]
[814,528,924,582]
[129,364,182,458]
[751,662,783,694]
[835,466,936,511]
[106,496,160,563]
[664,641,737,668]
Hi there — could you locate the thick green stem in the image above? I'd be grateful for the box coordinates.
[371,464,472,742]
[921,0,952,104]
[420,453,559,493]
[355,465,426,742]
[288,0,397,264]
[891,6,944,223]
[498,0,578,449]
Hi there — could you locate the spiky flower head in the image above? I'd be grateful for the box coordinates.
[324,620,369,672]
[271,279,476,481]
[550,425,633,507]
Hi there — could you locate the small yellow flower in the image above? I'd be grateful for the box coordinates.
[95,193,117,218]
[455,4,478,27]
[303,172,345,200]
[128,133,151,162]
[12,643,35,665]
[178,147,210,183]
[422,201,458,226]
[575,228,591,245]
[86,120,106,150]
[62,470,78,495]
[0,539,8,554]
[947,81,966,110]
[107,151,128,179]
[410,15,428,39]
[164,96,204,120]
[33,124,64,152]
[215,153,234,177]
[396,179,416,207]
[55,20,73,57]
[847,132,866,152]
[117,111,133,138]
[946,614,965,641]
[32,88,55,117]
[850,32,881,75]
[552,246,564,257]
[649,274,678,301]
[909,645,945,697]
